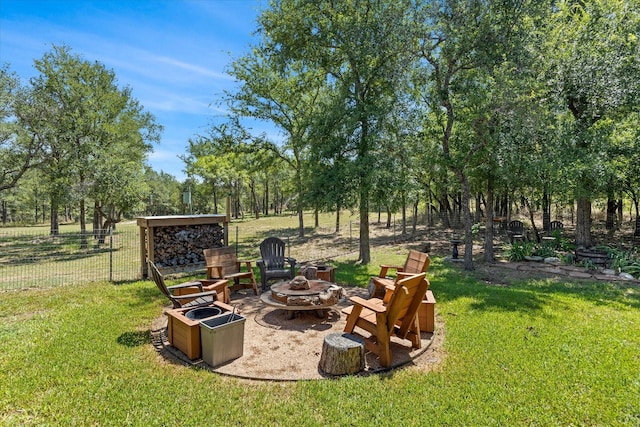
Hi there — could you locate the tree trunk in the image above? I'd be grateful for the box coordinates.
[458,173,474,271]
[385,206,391,229]
[440,192,451,228]
[617,198,623,224]
[359,194,370,264]
[575,198,592,247]
[401,191,407,236]
[50,200,59,235]
[335,202,341,233]
[484,177,495,262]
[93,200,100,238]
[606,197,616,231]
[411,197,418,236]
[296,168,304,237]
[298,208,304,238]
[542,187,550,231]
[427,185,434,226]
[34,189,39,224]
[249,179,260,219]
[524,197,540,243]
[79,198,88,249]
[212,182,218,214]
[263,178,269,216]
[314,206,319,228]
[474,193,482,223]
[632,198,640,237]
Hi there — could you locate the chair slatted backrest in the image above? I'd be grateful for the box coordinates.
[260,237,287,269]
[549,221,564,232]
[403,250,430,274]
[508,220,524,234]
[385,273,428,337]
[203,247,240,276]
[148,261,171,299]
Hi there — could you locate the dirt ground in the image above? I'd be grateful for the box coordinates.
[152,286,444,381]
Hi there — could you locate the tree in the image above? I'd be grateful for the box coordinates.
[144,167,181,216]
[415,0,539,269]
[543,0,640,247]
[255,0,417,263]
[29,45,160,239]
[225,31,327,237]
[0,65,45,192]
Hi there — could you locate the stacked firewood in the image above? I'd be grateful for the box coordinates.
[152,224,224,267]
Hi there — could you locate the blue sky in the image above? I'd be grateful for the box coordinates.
[0,0,271,181]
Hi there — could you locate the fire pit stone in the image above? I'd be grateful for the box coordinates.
[289,275,310,290]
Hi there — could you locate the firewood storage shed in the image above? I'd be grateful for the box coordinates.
[137,215,229,278]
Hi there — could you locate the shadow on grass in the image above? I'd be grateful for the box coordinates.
[433,264,640,313]
[117,330,152,347]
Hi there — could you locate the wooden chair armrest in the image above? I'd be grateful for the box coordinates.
[378,264,403,277]
[171,290,217,301]
[200,279,230,304]
[238,260,254,269]
[199,279,229,287]
[348,296,387,313]
[396,271,414,278]
[167,281,204,291]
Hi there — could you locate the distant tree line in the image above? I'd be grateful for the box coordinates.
[2,45,161,243]
[2,1,639,270]
[182,0,640,269]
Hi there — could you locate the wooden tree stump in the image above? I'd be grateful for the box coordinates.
[319,333,365,375]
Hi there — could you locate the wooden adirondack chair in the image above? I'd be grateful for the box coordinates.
[343,272,429,368]
[148,261,230,307]
[256,237,296,291]
[203,246,258,295]
[370,250,430,298]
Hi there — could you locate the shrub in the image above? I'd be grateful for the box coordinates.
[535,244,557,258]
[504,241,535,261]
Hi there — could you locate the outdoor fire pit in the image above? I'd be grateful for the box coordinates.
[260,279,344,319]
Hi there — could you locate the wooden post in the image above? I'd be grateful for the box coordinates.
[139,226,147,278]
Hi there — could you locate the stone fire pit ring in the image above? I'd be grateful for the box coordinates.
[260,279,344,320]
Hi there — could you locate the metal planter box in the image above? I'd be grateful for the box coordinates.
[199,313,246,367]
[166,304,227,360]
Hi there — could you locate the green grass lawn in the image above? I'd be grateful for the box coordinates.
[1,249,639,425]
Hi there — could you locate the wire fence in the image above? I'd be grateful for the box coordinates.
[0,216,434,291]
[0,228,140,291]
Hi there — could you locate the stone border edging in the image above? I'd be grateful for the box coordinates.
[491,261,640,284]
